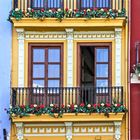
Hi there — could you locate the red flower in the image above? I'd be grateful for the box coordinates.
[20,105,25,109]
[65,7,69,12]
[90,8,93,11]
[31,9,34,12]
[106,103,111,107]
[41,8,45,12]
[97,104,100,107]
[40,104,45,109]
[94,8,98,11]
[30,104,34,108]
[74,9,78,12]
[93,104,97,108]
[117,104,121,107]
[80,103,85,107]
[61,104,65,108]
[104,8,108,12]
[83,9,86,14]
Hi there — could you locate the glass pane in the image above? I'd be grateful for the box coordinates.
[48,80,60,87]
[48,49,60,62]
[96,49,108,62]
[96,64,108,77]
[33,64,45,78]
[33,49,45,62]
[48,64,60,78]
[96,0,109,8]
[96,80,108,87]
[33,80,44,87]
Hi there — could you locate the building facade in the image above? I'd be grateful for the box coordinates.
[130,0,140,139]
[9,0,128,140]
[0,1,12,140]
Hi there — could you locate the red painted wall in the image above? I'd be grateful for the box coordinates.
[130,0,140,139]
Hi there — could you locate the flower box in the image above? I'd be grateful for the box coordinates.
[12,113,125,123]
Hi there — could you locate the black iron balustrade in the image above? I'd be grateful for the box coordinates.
[13,0,125,11]
[11,86,123,107]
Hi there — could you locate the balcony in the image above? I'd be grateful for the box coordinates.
[10,0,127,26]
[13,0,125,11]
[11,86,124,107]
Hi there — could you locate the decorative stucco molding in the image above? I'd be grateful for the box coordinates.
[65,122,73,140]
[114,122,122,140]
[65,28,74,87]
[74,31,114,40]
[24,31,114,40]
[16,28,25,87]
[15,123,24,140]
[115,28,122,86]
[25,31,66,40]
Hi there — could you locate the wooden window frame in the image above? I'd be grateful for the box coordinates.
[77,42,112,87]
[28,43,63,87]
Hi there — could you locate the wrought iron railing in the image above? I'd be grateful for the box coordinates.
[13,0,125,11]
[11,86,123,107]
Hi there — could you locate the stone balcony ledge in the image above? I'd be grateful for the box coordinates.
[11,18,126,28]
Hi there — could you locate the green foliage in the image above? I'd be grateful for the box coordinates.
[8,8,127,22]
[6,102,127,119]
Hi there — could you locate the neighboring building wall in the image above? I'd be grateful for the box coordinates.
[0,1,12,140]
[130,0,140,139]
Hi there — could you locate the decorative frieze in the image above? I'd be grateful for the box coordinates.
[19,122,122,139]
[25,32,66,40]
[24,31,115,40]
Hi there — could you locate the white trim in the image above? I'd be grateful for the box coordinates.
[73,133,114,136]
[115,28,122,86]
[24,134,66,136]
[16,28,25,87]
[24,31,115,41]
[73,122,113,126]
[24,123,65,127]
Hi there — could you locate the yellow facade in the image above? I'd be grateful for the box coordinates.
[10,0,129,139]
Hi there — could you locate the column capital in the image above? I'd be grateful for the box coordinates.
[65,28,74,33]
[16,28,24,40]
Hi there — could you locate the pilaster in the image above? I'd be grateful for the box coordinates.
[15,123,24,140]
[65,122,73,140]
[65,28,74,87]
[16,28,25,87]
[115,28,122,86]
[114,122,122,140]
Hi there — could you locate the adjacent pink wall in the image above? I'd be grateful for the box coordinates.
[130,0,140,139]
